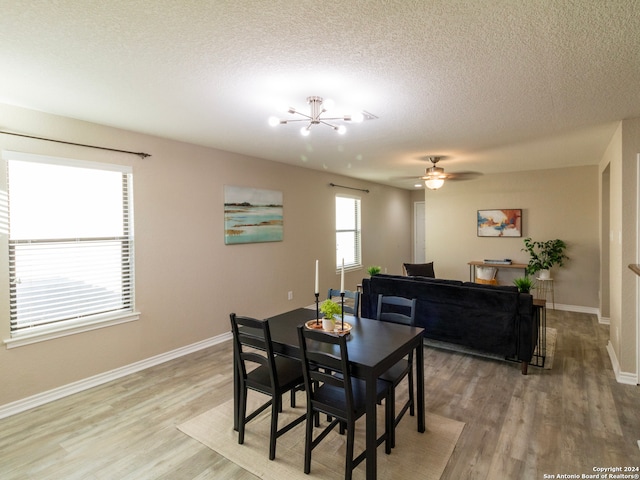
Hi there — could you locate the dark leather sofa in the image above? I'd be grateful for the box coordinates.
[361,274,539,374]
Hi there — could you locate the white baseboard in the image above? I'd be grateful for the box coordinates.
[598,314,611,325]
[0,332,232,420]
[549,303,599,315]
[606,340,639,385]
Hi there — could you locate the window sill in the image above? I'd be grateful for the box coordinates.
[3,312,141,349]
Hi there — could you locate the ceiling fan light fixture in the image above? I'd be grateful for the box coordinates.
[425,178,445,190]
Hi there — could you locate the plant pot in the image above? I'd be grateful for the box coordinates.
[322,318,335,331]
[538,269,551,280]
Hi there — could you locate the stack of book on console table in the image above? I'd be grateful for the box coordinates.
[483,259,512,264]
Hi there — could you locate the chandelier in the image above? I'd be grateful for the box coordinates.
[268,96,364,136]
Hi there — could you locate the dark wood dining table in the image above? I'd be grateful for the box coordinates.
[233,307,426,480]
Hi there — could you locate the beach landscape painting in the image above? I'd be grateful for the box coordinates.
[224,186,283,244]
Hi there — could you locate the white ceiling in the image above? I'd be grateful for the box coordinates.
[1,1,639,189]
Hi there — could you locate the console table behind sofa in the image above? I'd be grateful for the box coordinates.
[361,274,538,374]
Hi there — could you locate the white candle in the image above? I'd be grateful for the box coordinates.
[340,258,345,293]
[315,260,319,294]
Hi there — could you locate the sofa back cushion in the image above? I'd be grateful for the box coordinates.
[462,281,519,293]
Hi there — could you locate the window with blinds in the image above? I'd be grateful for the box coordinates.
[335,195,361,269]
[5,151,135,337]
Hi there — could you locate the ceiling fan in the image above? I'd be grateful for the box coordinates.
[417,156,482,190]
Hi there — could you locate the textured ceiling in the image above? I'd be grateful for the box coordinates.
[1,0,639,189]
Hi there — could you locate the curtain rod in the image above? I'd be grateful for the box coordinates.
[329,183,369,193]
[0,130,151,159]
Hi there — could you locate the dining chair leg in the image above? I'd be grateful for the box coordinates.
[269,395,280,460]
[238,387,248,445]
[408,365,415,417]
[345,423,355,480]
[385,392,392,455]
[304,412,314,474]
[389,387,396,448]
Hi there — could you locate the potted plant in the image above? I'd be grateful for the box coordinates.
[320,299,341,331]
[522,237,568,279]
[513,276,535,293]
[367,265,382,276]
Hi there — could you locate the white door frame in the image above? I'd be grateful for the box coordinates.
[413,201,425,263]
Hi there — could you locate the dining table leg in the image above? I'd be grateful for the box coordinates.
[365,369,377,480]
[416,339,425,432]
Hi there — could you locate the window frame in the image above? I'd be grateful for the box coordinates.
[2,150,139,348]
[335,194,362,270]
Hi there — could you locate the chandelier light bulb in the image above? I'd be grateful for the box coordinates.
[268,116,280,127]
[300,126,311,136]
[337,125,347,135]
[351,112,364,123]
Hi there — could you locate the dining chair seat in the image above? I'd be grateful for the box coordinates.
[246,356,304,394]
[230,313,306,461]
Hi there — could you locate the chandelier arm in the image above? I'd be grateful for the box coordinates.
[291,112,313,120]
[281,118,312,123]
[318,120,341,129]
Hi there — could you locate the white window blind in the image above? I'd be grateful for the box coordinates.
[5,151,134,337]
[335,195,361,269]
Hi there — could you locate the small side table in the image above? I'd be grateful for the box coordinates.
[536,277,555,310]
[531,299,547,367]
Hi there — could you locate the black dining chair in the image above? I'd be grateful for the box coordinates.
[375,294,417,448]
[327,288,360,316]
[297,325,392,480]
[230,313,306,460]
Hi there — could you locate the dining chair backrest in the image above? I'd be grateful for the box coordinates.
[297,326,356,421]
[230,314,278,391]
[327,288,360,316]
[376,294,417,326]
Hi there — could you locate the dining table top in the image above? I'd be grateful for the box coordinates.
[265,307,425,374]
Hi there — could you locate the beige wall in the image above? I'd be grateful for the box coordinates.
[424,166,600,309]
[0,103,412,406]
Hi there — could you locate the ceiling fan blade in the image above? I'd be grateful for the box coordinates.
[445,171,483,181]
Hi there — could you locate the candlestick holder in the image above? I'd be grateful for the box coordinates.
[340,292,345,330]
[315,293,320,324]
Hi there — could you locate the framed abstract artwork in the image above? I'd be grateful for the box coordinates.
[477,209,522,237]
[224,185,283,244]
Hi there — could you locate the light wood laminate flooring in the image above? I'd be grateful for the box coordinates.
[1,310,638,479]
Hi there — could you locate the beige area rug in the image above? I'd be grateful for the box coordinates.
[178,391,465,480]
[424,327,557,370]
